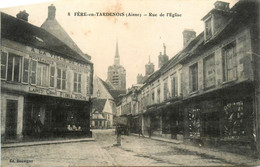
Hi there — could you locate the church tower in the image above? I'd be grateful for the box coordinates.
[107,41,126,91]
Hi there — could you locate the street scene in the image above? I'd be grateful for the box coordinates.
[1,0,260,166]
[2,130,259,166]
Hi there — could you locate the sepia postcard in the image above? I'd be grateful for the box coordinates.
[0,0,260,166]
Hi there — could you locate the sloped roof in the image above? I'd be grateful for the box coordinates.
[41,17,90,60]
[1,12,92,65]
[99,78,126,103]
[92,99,107,112]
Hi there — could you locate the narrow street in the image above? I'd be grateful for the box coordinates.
[2,129,258,166]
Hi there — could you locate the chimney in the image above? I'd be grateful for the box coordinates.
[214,1,230,11]
[158,44,169,69]
[16,10,29,22]
[48,4,56,20]
[183,29,196,47]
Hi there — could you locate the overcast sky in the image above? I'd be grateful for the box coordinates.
[1,0,238,88]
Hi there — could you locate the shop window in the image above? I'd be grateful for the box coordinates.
[203,53,215,88]
[223,42,237,82]
[163,78,168,100]
[205,18,212,40]
[22,58,29,83]
[74,73,82,93]
[30,60,37,85]
[57,68,66,90]
[223,101,246,138]
[171,73,178,97]
[37,62,49,87]
[1,51,7,79]
[7,53,22,82]
[189,63,198,93]
[50,66,55,87]
[188,108,201,138]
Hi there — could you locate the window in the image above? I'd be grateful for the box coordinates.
[30,60,37,85]
[157,87,160,103]
[189,63,198,92]
[50,67,55,87]
[112,75,119,85]
[204,54,215,88]
[151,91,155,104]
[171,73,178,97]
[74,73,82,93]
[223,42,237,82]
[1,52,7,79]
[163,79,168,100]
[57,68,66,90]
[22,58,29,83]
[86,74,89,95]
[205,18,212,39]
[7,53,22,82]
[37,62,49,87]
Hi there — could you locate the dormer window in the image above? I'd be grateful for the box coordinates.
[202,1,231,42]
[205,17,213,40]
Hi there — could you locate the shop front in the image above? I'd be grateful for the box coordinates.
[184,82,255,148]
[22,94,91,139]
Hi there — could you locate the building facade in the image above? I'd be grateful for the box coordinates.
[1,10,93,141]
[117,0,260,156]
[91,76,116,129]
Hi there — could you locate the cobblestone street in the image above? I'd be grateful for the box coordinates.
[1,129,259,166]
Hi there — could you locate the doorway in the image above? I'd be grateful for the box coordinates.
[5,100,18,139]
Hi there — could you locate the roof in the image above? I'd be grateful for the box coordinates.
[41,17,91,60]
[1,12,92,65]
[92,99,107,112]
[99,77,126,103]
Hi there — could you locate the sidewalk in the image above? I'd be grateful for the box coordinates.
[1,138,95,148]
[131,133,260,166]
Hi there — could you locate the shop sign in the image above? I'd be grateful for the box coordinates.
[26,46,90,73]
[29,86,88,101]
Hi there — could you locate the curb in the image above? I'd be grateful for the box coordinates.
[129,133,259,165]
[2,138,95,148]
[130,133,182,144]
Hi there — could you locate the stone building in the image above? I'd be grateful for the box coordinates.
[91,76,124,129]
[1,8,93,141]
[107,41,126,91]
[117,0,260,156]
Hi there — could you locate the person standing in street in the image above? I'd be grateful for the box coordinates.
[138,126,144,137]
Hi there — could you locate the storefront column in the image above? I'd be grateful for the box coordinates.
[256,93,260,157]
[16,96,24,140]
[141,115,144,134]
[1,96,7,140]
[159,115,162,135]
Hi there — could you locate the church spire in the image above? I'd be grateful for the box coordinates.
[114,40,120,65]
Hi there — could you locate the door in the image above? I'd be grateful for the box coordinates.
[5,100,18,139]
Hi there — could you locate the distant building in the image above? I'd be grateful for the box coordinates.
[107,41,126,91]
[91,76,125,129]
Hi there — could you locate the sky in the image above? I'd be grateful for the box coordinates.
[1,0,239,89]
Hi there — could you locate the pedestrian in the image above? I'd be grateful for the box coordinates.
[138,126,144,137]
[147,126,152,138]
[35,115,43,138]
[114,125,122,146]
